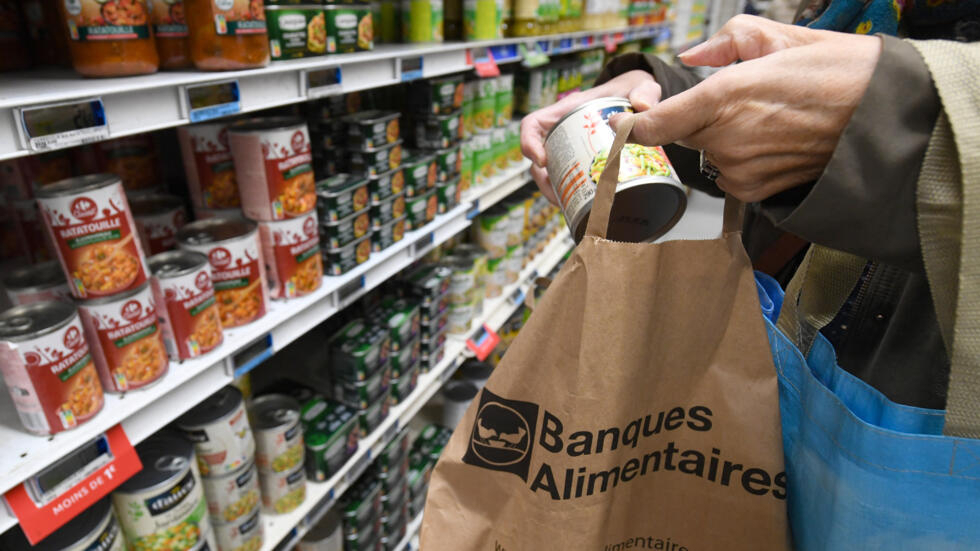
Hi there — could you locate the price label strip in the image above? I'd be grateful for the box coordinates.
[18,99,110,152]
[466,323,501,362]
[232,334,274,377]
[4,426,142,544]
[306,66,343,99]
[337,275,366,307]
[401,57,424,81]
[185,80,241,123]
[412,232,435,257]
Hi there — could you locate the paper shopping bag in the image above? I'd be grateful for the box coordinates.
[420,115,790,550]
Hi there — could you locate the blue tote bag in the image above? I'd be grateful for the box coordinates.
[754,269,980,550]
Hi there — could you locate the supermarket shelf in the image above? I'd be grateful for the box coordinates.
[462,159,533,217]
[260,228,573,551]
[0,159,540,534]
[395,511,424,551]
[0,25,663,160]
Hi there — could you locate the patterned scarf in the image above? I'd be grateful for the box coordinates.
[796,0,980,37]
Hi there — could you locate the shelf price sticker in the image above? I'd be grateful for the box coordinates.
[337,276,366,308]
[411,232,435,257]
[466,323,500,362]
[18,98,110,152]
[490,44,519,62]
[466,200,481,220]
[184,80,241,123]
[401,57,424,81]
[306,66,343,99]
[468,47,500,78]
[519,42,549,68]
[4,426,142,544]
[231,334,274,377]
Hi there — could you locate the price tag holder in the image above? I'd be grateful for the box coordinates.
[306,67,343,99]
[17,99,109,152]
[411,232,435,256]
[490,44,519,62]
[184,80,241,123]
[519,43,550,68]
[302,490,336,530]
[466,200,480,220]
[4,426,142,544]
[509,286,526,307]
[401,57,424,81]
[578,35,594,48]
[338,275,366,307]
[469,47,500,78]
[232,334,274,377]
[466,323,500,362]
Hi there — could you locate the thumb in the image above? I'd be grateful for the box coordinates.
[610,83,717,149]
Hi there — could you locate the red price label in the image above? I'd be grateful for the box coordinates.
[466,324,501,361]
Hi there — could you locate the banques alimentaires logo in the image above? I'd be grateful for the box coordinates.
[463,388,786,501]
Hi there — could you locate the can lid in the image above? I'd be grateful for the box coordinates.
[1,261,65,292]
[250,394,301,430]
[176,385,244,428]
[231,116,306,133]
[0,301,75,341]
[2,498,114,551]
[117,432,194,492]
[177,218,257,245]
[316,173,368,195]
[148,250,209,278]
[35,173,120,198]
[129,194,185,217]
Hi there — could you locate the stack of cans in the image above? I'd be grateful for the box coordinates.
[400,264,452,371]
[329,319,393,434]
[368,297,422,405]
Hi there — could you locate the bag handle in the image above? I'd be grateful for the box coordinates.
[584,112,744,240]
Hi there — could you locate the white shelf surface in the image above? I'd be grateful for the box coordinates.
[0,26,663,161]
[260,228,573,551]
[395,511,424,551]
[0,159,535,533]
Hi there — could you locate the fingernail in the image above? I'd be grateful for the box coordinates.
[679,40,708,60]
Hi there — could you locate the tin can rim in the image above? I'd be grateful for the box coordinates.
[116,432,194,494]
[544,96,632,147]
[148,250,210,279]
[249,394,302,430]
[35,174,121,199]
[1,261,66,293]
[175,386,245,428]
[177,218,258,246]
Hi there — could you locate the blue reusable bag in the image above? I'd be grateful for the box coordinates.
[754,271,980,550]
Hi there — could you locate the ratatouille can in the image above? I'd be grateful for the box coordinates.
[258,212,324,300]
[131,194,188,255]
[148,250,224,361]
[177,123,241,209]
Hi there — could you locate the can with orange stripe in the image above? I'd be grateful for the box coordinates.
[544,97,687,243]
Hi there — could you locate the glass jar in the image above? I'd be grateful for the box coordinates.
[151,0,192,69]
[185,0,270,71]
[57,0,159,77]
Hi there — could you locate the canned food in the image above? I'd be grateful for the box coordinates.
[412,111,462,150]
[381,497,407,535]
[316,174,370,223]
[475,206,508,259]
[298,509,343,551]
[2,261,71,306]
[388,335,418,377]
[420,306,448,339]
[371,215,406,253]
[462,81,476,135]
[193,207,246,221]
[378,454,408,493]
[322,210,372,250]
[494,73,514,127]
[250,394,304,473]
[259,463,307,514]
[345,111,400,149]
[368,298,420,352]
[507,121,522,163]
[420,344,445,371]
[148,250,224,361]
[330,320,392,381]
[365,168,406,205]
[178,124,241,209]
[36,174,150,299]
[485,257,506,298]
[358,388,391,433]
[370,192,406,230]
[343,529,380,551]
[545,97,688,242]
[505,244,524,283]
[0,302,104,435]
[400,0,443,42]
[388,361,419,405]
[341,475,382,535]
[351,142,404,180]
[409,75,464,115]
[202,461,261,523]
[131,195,188,256]
[113,433,216,551]
[77,283,168,393]
[323,234,371,275]
[304,401,359,481]
[213,504,263,551]
[95,135,160,192]
[473,78,496,131]
[258,212,324,300]
[334,363,391,409]
[432,144,462,182]
[177,218,269,328]
[401,153,437,197]
[421,322,448,355]
[3,497,125,551]
[442,254,477,304]
[323,3,374,53]
[377,429,409,473]
[266,5,327,60]
[176,386,255,476]
[403,190,437,231]
[229,117,316,221]
[401,264,450,305]
[471,132,494,185]
[436,176,460,214]
[492,126,508,170]
[447,300,474,334]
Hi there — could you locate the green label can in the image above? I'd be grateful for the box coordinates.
[401,0,444,42]
[325,3,374,53]
[266,6,328,60]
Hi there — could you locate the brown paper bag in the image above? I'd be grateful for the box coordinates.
[421,116,790,550]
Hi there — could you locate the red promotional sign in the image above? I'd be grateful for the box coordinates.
[466,323,501,362]
[4,425,142,544]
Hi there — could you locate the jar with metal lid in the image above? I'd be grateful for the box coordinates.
[2,261,71,307]
[0,301,105,435]
[57,0,160,77]
[151,0,192,68]
[185,0,270,70]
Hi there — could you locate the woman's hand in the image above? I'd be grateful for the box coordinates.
[612,15,881,203]
[520,70,662,203]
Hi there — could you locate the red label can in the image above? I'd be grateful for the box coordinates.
[96,135,160,192]
[131,194,188,255]
[258,211,323,300]
[177,123,241,209]
[0,302,105,435]
[36,174,150,299]
[177,218,269,328]
[149,250,224,361]
[78,282,169,393]
[229,117,316,221]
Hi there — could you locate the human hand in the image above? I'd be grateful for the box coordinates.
[520,70,662,203]
[612,15,881,203]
